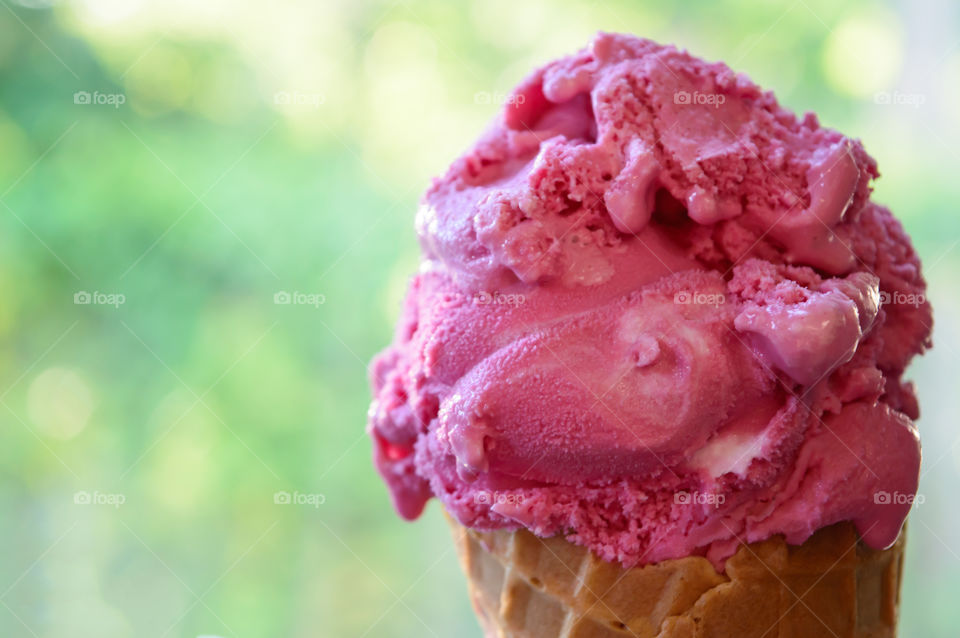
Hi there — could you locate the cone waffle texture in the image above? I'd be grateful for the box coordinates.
[448,517,905,638]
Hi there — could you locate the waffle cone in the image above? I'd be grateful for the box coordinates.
[448,516,905,638]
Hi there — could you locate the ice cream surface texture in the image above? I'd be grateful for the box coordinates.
[368,33,931,570]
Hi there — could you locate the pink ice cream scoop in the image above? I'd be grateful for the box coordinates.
[367,33,932,570]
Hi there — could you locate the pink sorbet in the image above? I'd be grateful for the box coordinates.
[367,33,932,570]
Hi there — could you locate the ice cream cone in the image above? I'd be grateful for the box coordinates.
[448,516,905,638]
[367,32,927,638]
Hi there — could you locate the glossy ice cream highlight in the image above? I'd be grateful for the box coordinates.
[368,33,931,570]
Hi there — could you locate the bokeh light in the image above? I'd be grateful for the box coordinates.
[822,7,904,97]
[27,367,95,440]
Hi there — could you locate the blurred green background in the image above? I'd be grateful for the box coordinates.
[0,0,956,636]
